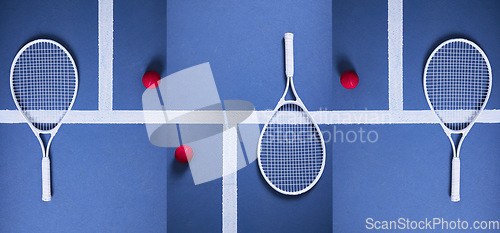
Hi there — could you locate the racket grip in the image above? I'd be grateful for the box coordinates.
[451,157,460,202]
[284,33,294,77]
[42,157,51,202]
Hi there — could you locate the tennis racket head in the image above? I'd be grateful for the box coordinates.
[257,101,326,195]
[10,39,78,133]
[423,38,491,133]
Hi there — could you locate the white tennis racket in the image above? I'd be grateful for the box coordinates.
[424,38,491,202]
[257,33,326,195]
[10,39,78,201]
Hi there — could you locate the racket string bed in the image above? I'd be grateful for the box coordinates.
[12,41,77,131]
[425,41,490,131]
[259,104,324,193]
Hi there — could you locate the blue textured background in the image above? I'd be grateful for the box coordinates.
[0,0,499,232]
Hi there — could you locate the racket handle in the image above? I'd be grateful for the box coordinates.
[42,157,51,202]
[284,33,294,77]
[451,157,460,202]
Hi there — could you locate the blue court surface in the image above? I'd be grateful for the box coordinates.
[1,0,500,232]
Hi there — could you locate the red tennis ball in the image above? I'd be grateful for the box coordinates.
[175,145,193,163]
[340,71,359,89]
[142,71,161,89]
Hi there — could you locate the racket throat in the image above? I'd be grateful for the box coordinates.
[38,133,54,157]
[447,133,464,158]
[281,76,300,102]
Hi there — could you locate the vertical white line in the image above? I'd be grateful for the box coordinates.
[98,0,114,111]
[222,126,238,233]
[388,0,403,111]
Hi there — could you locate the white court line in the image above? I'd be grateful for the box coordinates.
[222,127,238,233]
[388,0,403,111]
[1,110,500,124]
[98,0,114,112]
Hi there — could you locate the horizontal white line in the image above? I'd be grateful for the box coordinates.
[1,110,500,124]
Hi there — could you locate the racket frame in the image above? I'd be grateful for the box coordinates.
[423,38,492,202]
[257,33,326,195]
[10,39,79,201]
